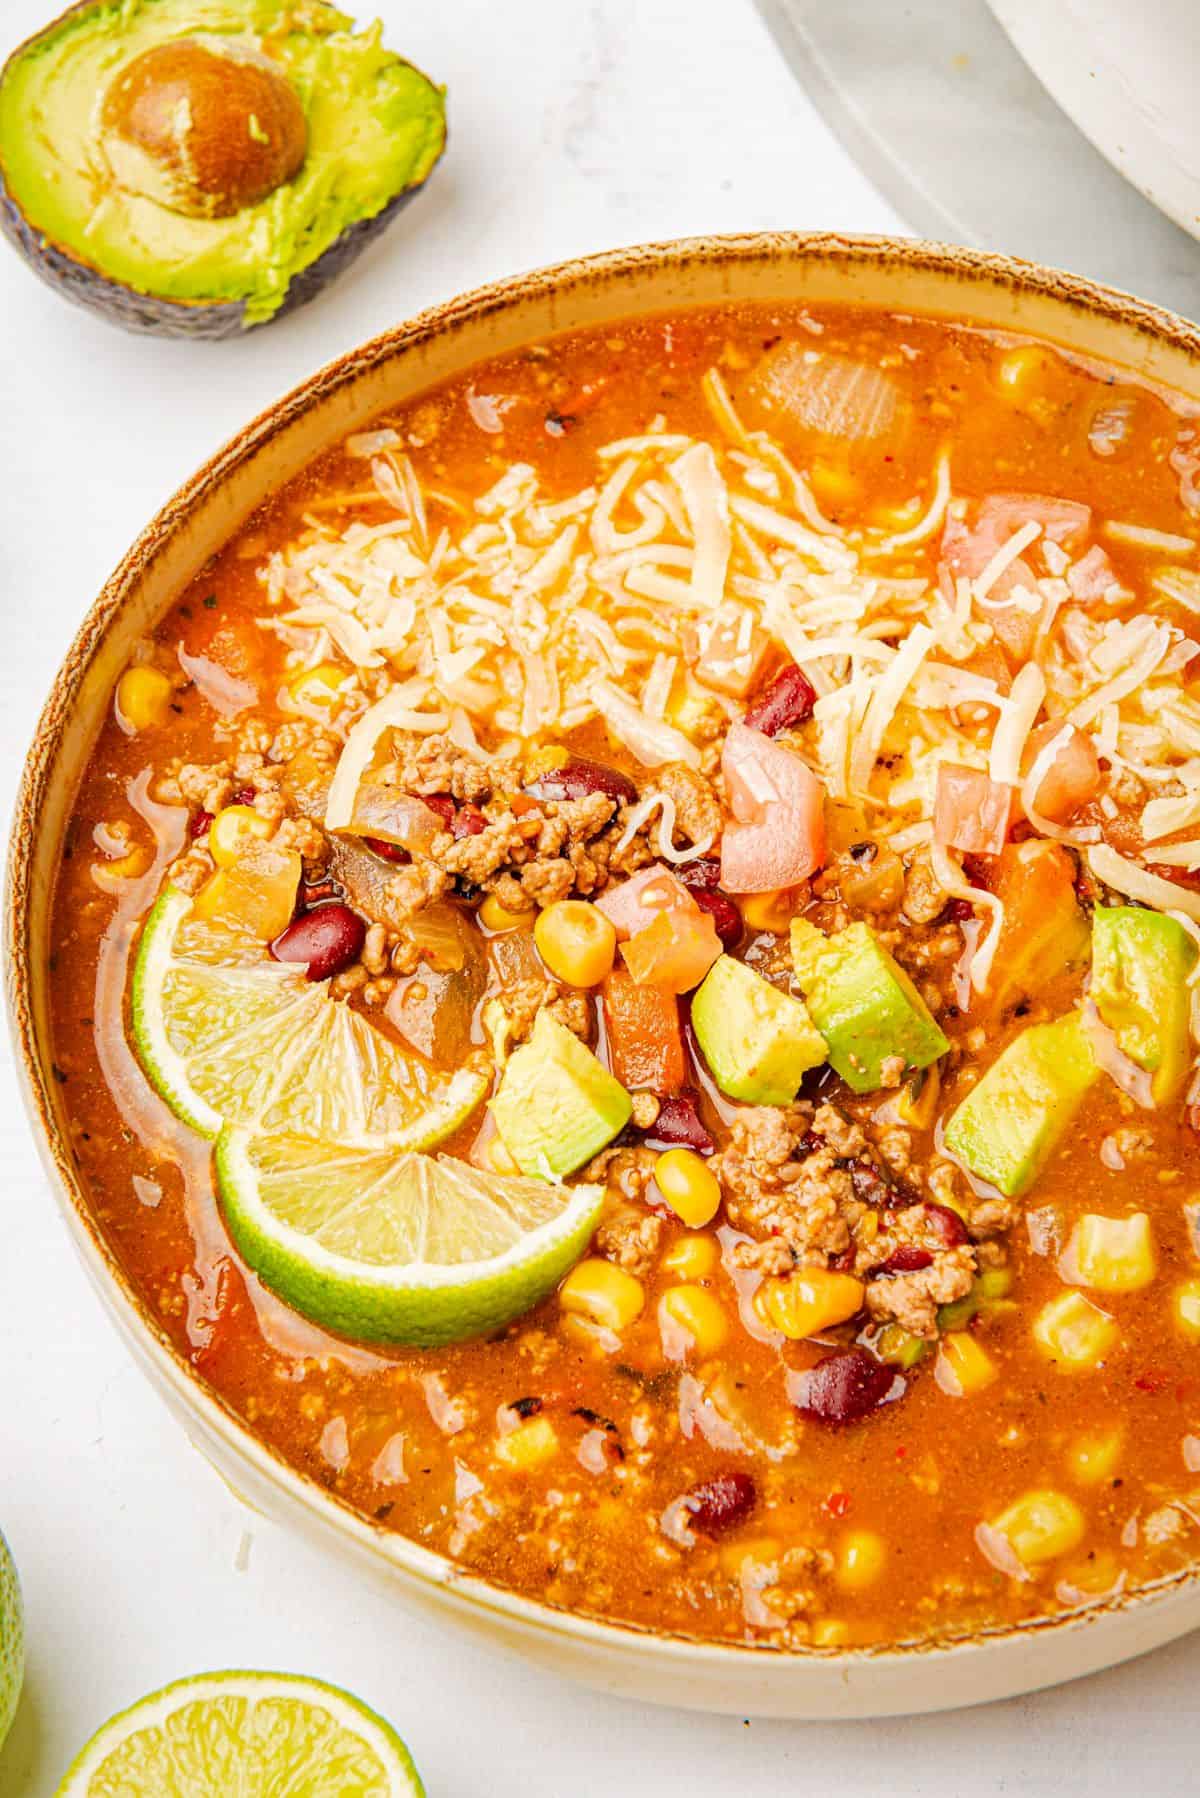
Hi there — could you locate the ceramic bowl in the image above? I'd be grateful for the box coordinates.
[10,233,1200,1717]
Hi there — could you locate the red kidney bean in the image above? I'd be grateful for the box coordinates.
[743,664,816,736]
[690,886,743,950]
[233,786,257,806]
[644,1091,715,1155]
[849,1159,898,1207]
[452,802,487,838]
[364,837,411,864]
[526,756,638,807]
[873,1245,934,1277]
[923,1202,969,1248]
[270,903,366,982]
[189,810,213,839]
[941,897,975,923]
[679,1471,757,1536]
[420,793,458,830]
[791,1348,895,1424]
[679,857,722,892]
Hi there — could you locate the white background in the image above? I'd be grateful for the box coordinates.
[0,2,1198,1792]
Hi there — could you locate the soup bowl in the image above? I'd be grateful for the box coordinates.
[9,232,1200,1718]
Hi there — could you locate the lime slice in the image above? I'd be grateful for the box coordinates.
[0,1528,22,1754]
[216,1130,605,1346]
[132,887,486,1146]
[55,1670,424,1797]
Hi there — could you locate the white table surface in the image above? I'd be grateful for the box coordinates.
[1,2,1198,1792]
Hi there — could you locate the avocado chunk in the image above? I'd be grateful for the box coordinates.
[790,918,949,1095]
[0,0,446,337]
[491,1012,632,1180]
[691,954,826,1106]
[1091,905,1198,1104]
[943,1011,1098,1198]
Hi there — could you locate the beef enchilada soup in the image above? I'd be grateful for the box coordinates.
[49,303,1200,1649]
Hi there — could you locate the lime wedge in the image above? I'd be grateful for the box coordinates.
[216,1130,605,1346]
[55,1670,424,1797]
[0,1528,22,1754]
[132,887,486,1147]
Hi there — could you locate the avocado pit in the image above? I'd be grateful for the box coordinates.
[100,37,308,219]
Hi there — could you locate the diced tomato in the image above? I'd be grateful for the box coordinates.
[1020,721,1102,822]
[595,863,692,940]
[602,969,687,1093]
[620,906,722,995]
[720,722,827,893]
[981,839,1091,1013]
[933,763,1015,857]
[979,493,1092,549]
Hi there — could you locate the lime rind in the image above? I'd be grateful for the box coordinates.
[53,1669,425,1797]
[130,886,487,1148]
[0,1528,22,1756]
[217,1130,606,1347]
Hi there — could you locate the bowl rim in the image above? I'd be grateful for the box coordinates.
[10,228,1200,1677]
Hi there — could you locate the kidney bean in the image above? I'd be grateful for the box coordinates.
[679,857,722,892]
[233,786,257,806]
[873,1245,934,1277]
[189,809,213,839]
[791,1348,896,1425]
[941,897,975,923]
[270,903,366,982]
[680,1471,757,1536]
[363,837,411,864]
[452,802,487,838]
[690,886,742,950]
[421,793,458,830]
[526,756,638,807]
[923,1202,969,1248]
[850,1159,898,1207]
[644,1090,715,1155]
[743,664,816,736]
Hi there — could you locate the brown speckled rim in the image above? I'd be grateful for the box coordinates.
[9,233,1200,1715]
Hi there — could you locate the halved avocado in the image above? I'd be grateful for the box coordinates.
[0,0,446,337]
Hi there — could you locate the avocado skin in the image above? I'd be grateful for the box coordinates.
[0,0,446,339]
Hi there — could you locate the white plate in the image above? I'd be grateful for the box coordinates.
[988,0,1200,243]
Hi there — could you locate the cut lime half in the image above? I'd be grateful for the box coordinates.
[217,1130,605,1346]
[55,1670,424,1797]
[0,1527,22,1754]
[131,887,486,1147]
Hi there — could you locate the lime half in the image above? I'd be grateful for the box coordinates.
[55,1670,424,1797]
[132,887,486,1146]
[217,1130,605,1346]
[0,1528,22,1754]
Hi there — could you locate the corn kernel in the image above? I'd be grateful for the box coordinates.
[896,1063,940,1131]
[286,662,347,712]
[559,1258,645,1332]
[811,1619,850,1649]
[740,888,796,935]
[809,458,860,509]
[116,666,173,733]
[659,1284,729,1358]
[990,1489,1085,1565]
[90,844,153,892]
[835,1529,887,1591]
[494,1415,559,1471]
[718,1535,780,1576]
[936,1331,997,1397]
[661,1232,720,1281]
[479,893,536,933]
[1032,1289,1118,1370]
[996,344,1051,397]
[654,1149,721,1228]
[756,1268,865,1340]
[209,804,273,868]
[1060,1548,1122,1598]
[534,899,616,989]
[1066,1428,1124,1486]
[1173,1277,1200,1342]
[524,745,570,780]
[1068,1212,1156,1293]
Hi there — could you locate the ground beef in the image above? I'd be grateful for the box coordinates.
[716,1101,866,1271]
[582,1144,657,1201]
[488,977,591,1048]
[653,761,723,847]
[902,849,949,925]
[595,1205,664,1278]
[863,1226,976,1337]
[391,732,510,803]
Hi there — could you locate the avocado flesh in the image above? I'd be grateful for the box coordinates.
[1091,905,1197,1104]
[490,1011,632,1180]
[0,0,446,326]
[790,918,949,1095]
[691,954,827,1106]
[943,1011,1098,1198]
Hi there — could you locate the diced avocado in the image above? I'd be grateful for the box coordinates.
[790,918,949,1095]
[1092,905,1198,1104]
[691,954,826,1106]
[490,1012,631,1179]
[943,1011,1098,1198]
